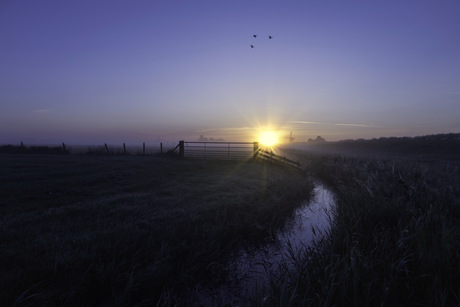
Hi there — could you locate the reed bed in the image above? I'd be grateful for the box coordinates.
[256,150,460,306]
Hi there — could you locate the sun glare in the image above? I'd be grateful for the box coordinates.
[259,131,278,147]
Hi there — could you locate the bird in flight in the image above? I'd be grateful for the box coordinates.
[250,34,274,48]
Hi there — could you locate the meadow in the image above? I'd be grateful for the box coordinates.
[1,133,460,306]
[0,151,311,306]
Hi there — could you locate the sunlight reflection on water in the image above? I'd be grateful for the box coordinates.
[234,183,334,293]
[198,183,335,305]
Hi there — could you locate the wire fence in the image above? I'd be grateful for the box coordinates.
[0,142,178,156]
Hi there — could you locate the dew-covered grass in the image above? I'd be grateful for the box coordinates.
[0,153,312,306]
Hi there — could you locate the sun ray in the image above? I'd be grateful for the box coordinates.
[258,131,279,147]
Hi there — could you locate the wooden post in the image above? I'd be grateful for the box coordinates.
[179,140,184,158]
[143,142,146,155]
[104,143,110,155]
[21,141,24,148]
[123,142,126,155]
[160,142,163,153]
[253,142,259,159]
[62,142,66,152]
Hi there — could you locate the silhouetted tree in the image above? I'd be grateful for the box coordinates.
[308,136,326,143]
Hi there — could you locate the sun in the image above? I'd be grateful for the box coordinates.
[258,131,279,147]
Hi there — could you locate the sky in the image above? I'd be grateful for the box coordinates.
[1,0,459,145]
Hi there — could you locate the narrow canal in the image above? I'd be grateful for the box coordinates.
[198,182,336,305]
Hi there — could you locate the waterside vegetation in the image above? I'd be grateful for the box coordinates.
[260,139,460,306]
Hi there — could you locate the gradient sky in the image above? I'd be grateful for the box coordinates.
[1,0,459,145]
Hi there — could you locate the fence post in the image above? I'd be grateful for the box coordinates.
[104,143,110,155]
[123,143,126,155]
[62,142,66,153]
[179,140,184,158]
[160,142,163,153]
[253,142,259,159]
[143,142,146,156]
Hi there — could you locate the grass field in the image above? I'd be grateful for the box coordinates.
[2,134,460,306]
[0,153,312,306]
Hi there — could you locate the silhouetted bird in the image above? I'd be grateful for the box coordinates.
[253,34,257,38]
[268,36,272,39]
[250,45,254,48]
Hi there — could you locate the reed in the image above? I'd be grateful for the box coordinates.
[255,151,460,306]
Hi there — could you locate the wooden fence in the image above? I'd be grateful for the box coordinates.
[172,141,301,168]
[5,141,301,168]
[257,148,302,168]
[172,141,257,160]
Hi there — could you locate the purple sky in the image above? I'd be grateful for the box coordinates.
[1,0,459,145]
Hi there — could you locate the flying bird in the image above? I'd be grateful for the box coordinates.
[253,34,257,38]
[268,35,272,39]
[250,45,254,48]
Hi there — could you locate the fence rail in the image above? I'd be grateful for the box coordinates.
[180,141,257,160]
[172,141,301,168]
[3,140,301,168]
[258,149,302,168]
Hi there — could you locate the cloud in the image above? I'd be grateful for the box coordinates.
[291,120,377,128]
[32,109,53,114]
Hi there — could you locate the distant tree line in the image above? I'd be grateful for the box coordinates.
[197,135,225,142]
[318,133,460,155]
[308,136,326,143]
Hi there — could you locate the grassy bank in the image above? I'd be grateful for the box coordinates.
[258,150,460,306]
[0,154,312,306]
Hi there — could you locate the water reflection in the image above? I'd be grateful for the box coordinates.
[233,184,334,296]
[198,183,335,305]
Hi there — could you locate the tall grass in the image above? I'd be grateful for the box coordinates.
[0,154,312,305]
[256,151,460,306]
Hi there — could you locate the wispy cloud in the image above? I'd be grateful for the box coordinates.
[32,109,53,114]
[197,126,254,133]
[291,120,376,128]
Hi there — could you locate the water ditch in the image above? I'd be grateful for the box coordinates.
[197,182,336,305]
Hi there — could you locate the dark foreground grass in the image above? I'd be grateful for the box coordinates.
[258,150,460,306]
[0,154,312,306]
